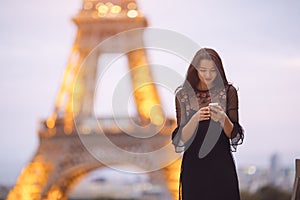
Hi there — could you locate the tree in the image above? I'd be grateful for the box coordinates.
[255,185,291,200]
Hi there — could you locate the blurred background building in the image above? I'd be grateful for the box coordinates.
[238,153,295,193]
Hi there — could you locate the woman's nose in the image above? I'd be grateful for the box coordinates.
[204,72,211,78]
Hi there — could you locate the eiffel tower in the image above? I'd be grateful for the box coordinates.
[7,1,181,199]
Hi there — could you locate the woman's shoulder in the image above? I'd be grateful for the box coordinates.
[175,86,192,104]
[226,84,239,98]
[175,86,187,97]
[227,84,238,92]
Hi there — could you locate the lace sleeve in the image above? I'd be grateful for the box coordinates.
[171,90,188,153]
[227,85,244,152]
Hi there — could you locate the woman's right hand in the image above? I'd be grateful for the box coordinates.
[197,106,211,121]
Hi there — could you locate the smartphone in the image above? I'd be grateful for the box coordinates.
[209,102,219,107]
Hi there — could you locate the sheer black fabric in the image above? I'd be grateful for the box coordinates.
[171,84,244,200]
[171,89,196,153]
[172,84,244,153]
[226,85,245,151]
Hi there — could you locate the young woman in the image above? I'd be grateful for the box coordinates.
[172,48,244,199]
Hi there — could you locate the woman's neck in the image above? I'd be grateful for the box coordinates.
[197,82,215,90]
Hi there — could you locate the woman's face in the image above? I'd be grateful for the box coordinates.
[197,59,217,86]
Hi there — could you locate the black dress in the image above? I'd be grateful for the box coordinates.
[172,84,244,200]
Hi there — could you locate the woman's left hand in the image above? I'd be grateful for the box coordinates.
[209,105,226,124]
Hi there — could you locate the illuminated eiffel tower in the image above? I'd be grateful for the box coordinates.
[7,0,181,199]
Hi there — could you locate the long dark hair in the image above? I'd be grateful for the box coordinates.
[178,48,229,92]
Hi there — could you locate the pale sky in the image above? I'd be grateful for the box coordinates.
[1,0,300,185]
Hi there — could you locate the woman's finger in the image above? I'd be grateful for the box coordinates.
[200,107,210,112]
[200,116,210,121]
[200,112,210,117]
[199,106,211,121]
[214,105,223,111]
[200,110,210,114]
[210,105,222,111]
[209,107,218,114]
[199,112,210,120]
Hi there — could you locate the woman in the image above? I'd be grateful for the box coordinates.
[172,48,244,199]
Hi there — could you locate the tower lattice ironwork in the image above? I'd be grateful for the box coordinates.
[7,1,181,200]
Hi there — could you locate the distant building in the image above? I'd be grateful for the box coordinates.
[238,153,295,193]
[270,153,281,183]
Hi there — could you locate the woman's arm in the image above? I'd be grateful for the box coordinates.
[210,85,241,139]
[181,107,210,142]
[219,114,234,138]
[172,91,210,150]
[209,106,234,138]
[173,96,199,144]
[180,111,200,142]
